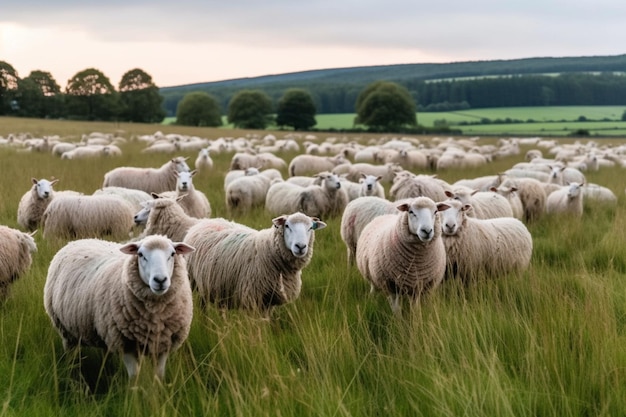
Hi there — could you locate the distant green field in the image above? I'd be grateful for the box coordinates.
[164,106,626,136]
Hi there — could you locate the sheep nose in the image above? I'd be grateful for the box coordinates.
[153,276,167,287]
[43,192,49,198]
[295,243,307,253]
[420,228,434,240]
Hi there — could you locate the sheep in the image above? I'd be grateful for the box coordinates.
[61,145,108,159]
[43,235,195,380]
[102,156,190,194]
[355,197,450,314]
[440,199,533,281]
[340,174,385,200]
[389,172,451,201]
[265,172,348,219]
[184,212,326,314]
[0,226,37,301]
[42,194,136,241]
[340,196,402,266]
[194,148,214,173]
[583,183,617,204]
[341,162,403,184]
[288,154,348,177]
[444,187,513,219]
[17,178,59,231]
[138,194,203,242]
[546,182,585,217]
[93,186,152,211]
[225,172,273,214]
[498,176,547,222]
[490,185,524,220]
[160,170,211,219]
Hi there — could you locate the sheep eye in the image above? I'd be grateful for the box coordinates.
[138,252,144,259]
[285,224,290,230]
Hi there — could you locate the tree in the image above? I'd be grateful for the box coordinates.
[0,61,20,115]
[227,89,274,129]
[355,81,417,131]
[65,68,120,121]
[275,88,316,130]
[118,68,165,123]
[17,71,64,118]
[176,91,222,127]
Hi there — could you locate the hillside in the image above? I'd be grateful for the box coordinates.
[160,54,626,116]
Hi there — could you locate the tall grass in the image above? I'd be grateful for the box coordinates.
[0,117,626,416]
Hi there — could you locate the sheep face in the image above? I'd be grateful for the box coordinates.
[360,174,382,195]
[134,201,151,225]
[176,170,196,192]
[397,199,449,243]
[440,200,470,236]
[273,213,327,258]
[319,173,341,190]
[34,178,58,199]
[120,237,195,295]
[568,182,583,198]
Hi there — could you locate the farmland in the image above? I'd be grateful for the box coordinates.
[0,117,626,416]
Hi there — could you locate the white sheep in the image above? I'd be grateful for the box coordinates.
[17,178,59,231]
[498,176,547,222]
[0,226,37,301]
[184,212,327,314]
[490,185,524,220]
[42,194,136,241]
[93,186,152,211]
[160,170,211,219]
[341,162,403,183]
[288,154,348,177]
[444,187,513,219]
[102,156,190,194]
[43,235,195,379]
[225,172,273,215]
[356,197,450,313]
[194,148,214,173]
[583,183,617,204]
[389,172,450,201]
[265,172,349,219]
[440,199,533,281]
[546,182,585,217]
[340,196,401,266]
[137,194,204,242]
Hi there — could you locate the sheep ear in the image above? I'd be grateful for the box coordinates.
[31,178,38,185]
[489,187,497,192]
[444,190,454,198]
[462,204,472,212]
[119,242,140,255]
[436,202,451,212]
[360,173,367,179]
[396,203,410,212]
[29,230,37,237]
[311,218,327,230]
[151,192,160,199]
[190,169,198,176]
[51,179,59,186]
[272,215,287,228]
[471,189,479,196]
[173,242,195,255]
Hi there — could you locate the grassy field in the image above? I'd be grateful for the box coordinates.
[1,117,626,416]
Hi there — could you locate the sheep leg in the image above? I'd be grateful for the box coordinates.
[155,353,168,380]
[388,294,401,315]
[123,352,141,379]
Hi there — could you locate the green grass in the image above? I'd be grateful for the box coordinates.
[1,117,626,416]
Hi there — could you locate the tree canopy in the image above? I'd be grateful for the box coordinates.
[275,88,317,131]
[354,81,417,131]
[65,68,119,120]
[176,91,222,127]
[118,68,165,123]
[227,89,274,129]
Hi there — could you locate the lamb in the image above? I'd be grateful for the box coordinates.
[160,170,211,218]
[288,154,348,177]
[43,235,195,379]
[440,199,533,281]
[340,196,402,266]
[225,172,273,214]
[102,156,190,194]
[265,172,349,219]
[184,212,326,314]
[546,182,585,217]
[0,226,37,301]
[194,148,214,173]
[355,197,450,314]
[42,194,136,241]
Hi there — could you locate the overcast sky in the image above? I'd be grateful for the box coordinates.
[1,1,624,89]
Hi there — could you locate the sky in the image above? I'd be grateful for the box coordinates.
[1,1,625,89]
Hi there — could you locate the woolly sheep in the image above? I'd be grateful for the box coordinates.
[498,176,547,222]
[93,186,152,211]
[340,196,401,266]
[102,156,190,194]
[184,212,326,314]
[341,162,403,184]
[490,185,524,220]
[160,170,211,218]
[288,154,348,177]
[0,226,37,301]
[444,187,513,219]
[17,178,59,231]
[138,194,204,242]
[43,235,195,379]
[340,174,385,201]
[194,148,214,173]
[389,172,450,201]
[440,199,533,281]
[583,183,617,204]
[225,172,273,214]
[265,172,348,219]
[546,182,585,217]
[356,197,450,314]
[42,194,136,240]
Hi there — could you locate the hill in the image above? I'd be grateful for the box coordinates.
[160,54,626,116]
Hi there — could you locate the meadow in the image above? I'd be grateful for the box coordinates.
[1,116,626,416]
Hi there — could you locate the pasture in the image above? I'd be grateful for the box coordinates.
[1,117,626,416]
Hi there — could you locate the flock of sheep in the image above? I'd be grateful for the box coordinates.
[0,129,623,380]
